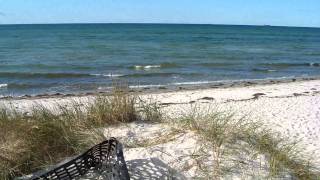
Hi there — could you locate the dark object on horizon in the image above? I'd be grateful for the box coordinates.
[20,138,130,180]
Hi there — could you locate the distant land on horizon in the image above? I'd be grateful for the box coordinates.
[0,22,319,29]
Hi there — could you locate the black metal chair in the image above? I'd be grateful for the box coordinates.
[25,138,130,180]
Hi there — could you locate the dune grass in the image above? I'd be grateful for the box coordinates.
[0,104,103,179]
[137,97,163,122]
[88,86,138,125]
[0,87,319,179]
[247,130,316,179]
[176,105,319,179]
[0,84,144,179]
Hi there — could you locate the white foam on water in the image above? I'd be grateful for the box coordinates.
[170,76,299,86]
[0,84,8,88]
[91,73,124,77]
[309,63,320,67]
[134,65,161,69]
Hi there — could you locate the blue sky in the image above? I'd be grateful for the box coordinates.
[0,0,319,27]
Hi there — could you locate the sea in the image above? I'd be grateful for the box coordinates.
[0,24,319,97]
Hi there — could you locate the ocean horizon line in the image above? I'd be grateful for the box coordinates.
[0,22,319,29]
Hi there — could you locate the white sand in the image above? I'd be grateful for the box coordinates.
[3,80,320,178]
[153,80,320,161]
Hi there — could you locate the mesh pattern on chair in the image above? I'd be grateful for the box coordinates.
[29,138,130,180]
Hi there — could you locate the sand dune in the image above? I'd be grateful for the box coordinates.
[3,80,320,178]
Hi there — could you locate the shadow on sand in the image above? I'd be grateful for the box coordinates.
[127,158,186,180]
[80,158,186,180]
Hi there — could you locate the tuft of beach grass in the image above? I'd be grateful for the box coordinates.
[174,104,319,179]
[0,104,104,179]
[0,83,142,179]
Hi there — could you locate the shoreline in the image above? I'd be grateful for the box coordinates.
[1,76,319,101]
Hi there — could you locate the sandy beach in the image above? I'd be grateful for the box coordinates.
[3,79,320,178]
[2,3,320,179]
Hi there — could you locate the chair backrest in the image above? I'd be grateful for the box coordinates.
[27,138,130,180]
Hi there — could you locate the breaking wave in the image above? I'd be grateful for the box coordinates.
[132,63,180,70]
[0,84,8,88]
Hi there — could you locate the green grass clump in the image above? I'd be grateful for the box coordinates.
[0,84,144,179]
[247,131,317,179]
[88,94,136,125]
[137,98,163,122]
[0,105,105,179]
[177,105,319,179]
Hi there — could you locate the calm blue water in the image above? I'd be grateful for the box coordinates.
[0,24,320,96]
